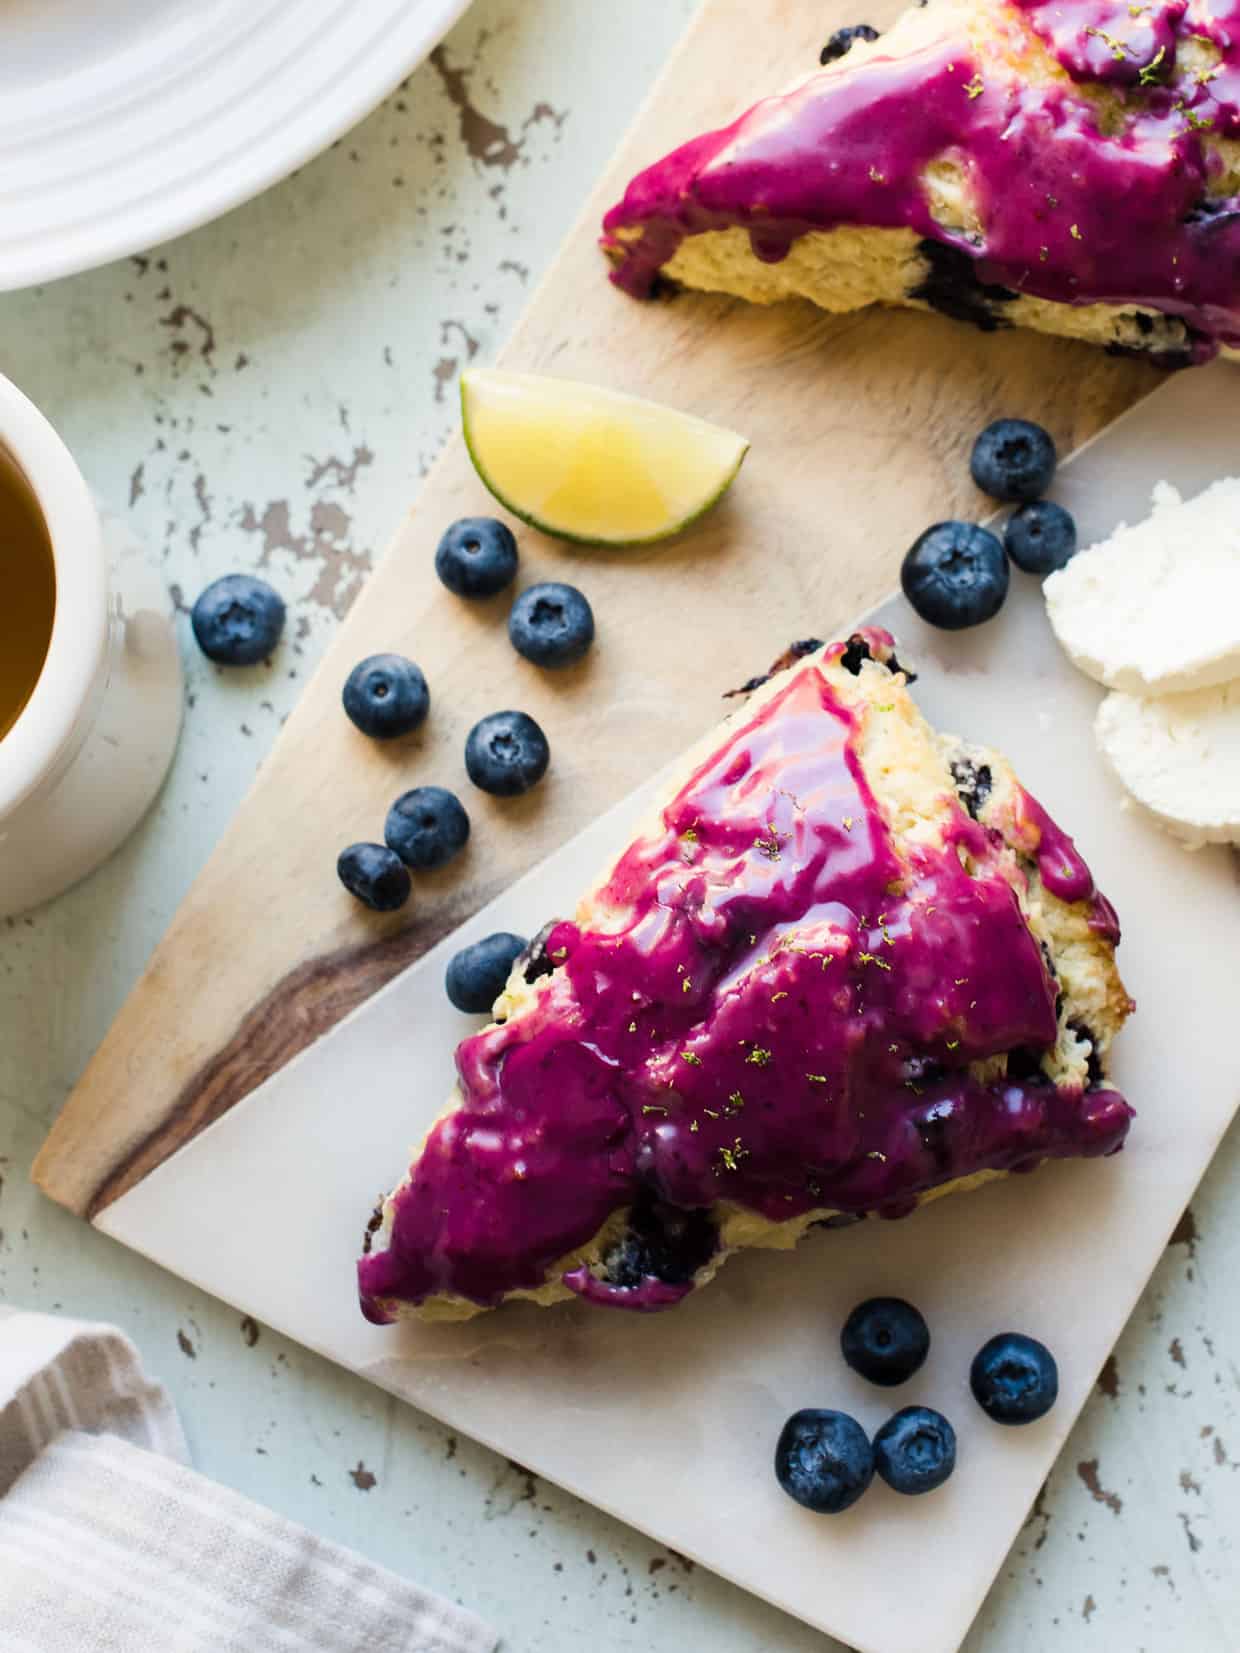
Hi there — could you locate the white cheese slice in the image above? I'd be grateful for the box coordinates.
[1096,682,1240,849]
[1045,478,1240,695]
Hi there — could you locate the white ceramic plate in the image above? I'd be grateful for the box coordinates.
[0,0,472,290]
[96,366,1240,1653]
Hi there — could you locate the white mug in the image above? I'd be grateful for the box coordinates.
[0,375,183,919]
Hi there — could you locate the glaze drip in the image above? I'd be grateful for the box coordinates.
[358,633,1131,1319]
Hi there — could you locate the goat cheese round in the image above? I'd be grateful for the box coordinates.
[1046,479,1240,696]
[1096,682,1240,849]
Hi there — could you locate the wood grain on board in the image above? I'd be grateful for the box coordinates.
[33,0,1156,1217]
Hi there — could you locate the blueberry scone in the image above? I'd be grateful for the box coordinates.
[359,630,1133,1324]
[602,0,1240,364]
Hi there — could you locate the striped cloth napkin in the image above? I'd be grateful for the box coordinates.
[0,1307,496,1653]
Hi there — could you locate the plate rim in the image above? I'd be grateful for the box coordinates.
[0,0,473,290]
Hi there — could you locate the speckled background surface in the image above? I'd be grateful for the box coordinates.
[0,5,1237,1648]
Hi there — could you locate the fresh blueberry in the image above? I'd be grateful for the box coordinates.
[774,1409,874,1514]
[901,521,1009,630]
[384,786,470,871]
[445,931,528,1014]
[508,581,595,669]
[841,1297,931,1387]
[821,22,879,62]
[465,710,550,797]
[191,573,285,665]
[1003,500,1078,575]
[970,1332,1059,1425]
[435,517,519,599]
[337,843,411,913]
[342,653,430,740]
[872,1406,957,1495]
[970,419,1057,502]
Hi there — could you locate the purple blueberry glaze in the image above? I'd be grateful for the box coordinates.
[1013,0,1188,87]
[600,0,1240,357]
[561,1267,696,1310]
[1015,789,1124,943]
[358,631,1132,1320]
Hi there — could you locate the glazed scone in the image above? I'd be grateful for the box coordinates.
[359,631,1134,1324]
[1046,479,1240,695]
[602,0,1240,363]
[1097,681,1240,847]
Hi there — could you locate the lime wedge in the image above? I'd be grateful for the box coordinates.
[460,369,749,546]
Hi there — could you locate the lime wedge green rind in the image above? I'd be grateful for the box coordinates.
[460,369,749,548]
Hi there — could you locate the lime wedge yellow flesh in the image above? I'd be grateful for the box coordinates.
[461,369,749,546]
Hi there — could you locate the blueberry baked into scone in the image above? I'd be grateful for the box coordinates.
[359,630,1134,1324]
[601,0,1240,364]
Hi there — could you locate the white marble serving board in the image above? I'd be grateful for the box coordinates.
[97,363,1240,1653]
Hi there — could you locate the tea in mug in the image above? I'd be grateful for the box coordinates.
[0,448,55,743]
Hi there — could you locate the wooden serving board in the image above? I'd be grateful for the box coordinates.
[34,0,1155,1216]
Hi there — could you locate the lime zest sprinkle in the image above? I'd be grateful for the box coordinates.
[745,1047,772,1067]
[771,991,788,1002]
[716,1136,750,1173]
[964,72,985,97]
[642,1105,668,1117]
[1084,24,1130,60]
[1070,223,1083,240]
[681,1051,702,1066]
[753,828,783,860]
[806,1073,829,1084]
